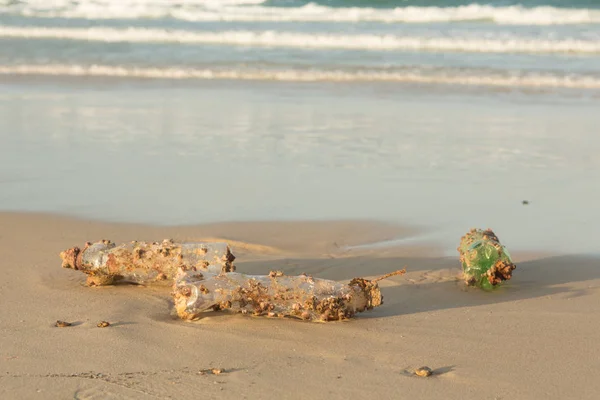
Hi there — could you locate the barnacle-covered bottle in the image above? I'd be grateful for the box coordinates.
[60,239,235,286]
[173,269,404,322]
[458,228,516,290]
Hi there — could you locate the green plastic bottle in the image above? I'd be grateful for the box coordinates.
[458,229,516,290]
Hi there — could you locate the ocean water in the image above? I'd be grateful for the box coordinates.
[1,0,600,88]
[0,0,599,253]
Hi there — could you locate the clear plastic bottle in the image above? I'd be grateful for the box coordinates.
[173,269,404,322]
[60,239,235,286]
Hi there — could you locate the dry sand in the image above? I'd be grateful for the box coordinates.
[0,212,599,399]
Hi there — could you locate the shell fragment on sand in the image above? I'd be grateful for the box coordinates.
[173,269,405,322]
[60,239,235,286]
[457,228,516,290]
[414,366,433,377]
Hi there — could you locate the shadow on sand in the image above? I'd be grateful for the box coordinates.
[237,254,600,318]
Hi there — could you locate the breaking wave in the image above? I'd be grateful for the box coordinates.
[2,26,599,54]
[1,1,599,25]
[2,64,600,89]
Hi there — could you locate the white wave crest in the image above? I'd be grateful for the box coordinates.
[1,1,599,25]
[2,64,600,89]
[2,26,599,54]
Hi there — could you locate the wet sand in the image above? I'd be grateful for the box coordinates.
[2,80,600,255]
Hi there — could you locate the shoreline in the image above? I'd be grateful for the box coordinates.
[0,210,418,255]
[0,210,573,258]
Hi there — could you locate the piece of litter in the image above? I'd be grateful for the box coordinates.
[173,268,405,322]
[458,228,516,290]
[60,239,235,286]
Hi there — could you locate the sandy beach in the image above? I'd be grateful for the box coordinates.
[2,0,600,397]
[1,211,599,399]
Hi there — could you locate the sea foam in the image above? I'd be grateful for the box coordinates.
[2,1,599,25]
[2,64,600,89]
[2,26,599,54]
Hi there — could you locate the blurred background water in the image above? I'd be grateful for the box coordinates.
[1,0,599,253]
